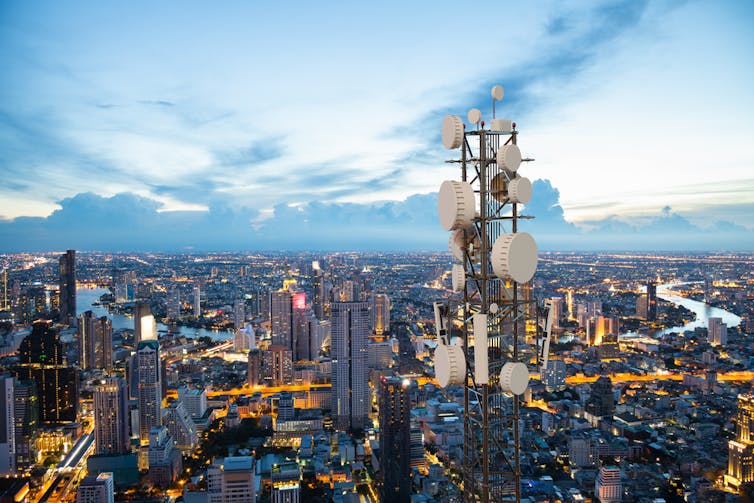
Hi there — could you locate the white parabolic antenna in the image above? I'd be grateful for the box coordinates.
[442,115,464,150]
[491,85,504,101]
[497,144,522,172]
[508,177,532,204]
[467,108,482,125]
[438,180,475,231]
[491,232,538,283]
[451,263,465,292]
[449,227,482,263]
[435,343,466,388]
[499,361,529,395]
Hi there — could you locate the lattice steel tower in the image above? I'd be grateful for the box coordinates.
[433,85,538,502]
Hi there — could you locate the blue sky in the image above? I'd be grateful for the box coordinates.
[1,0,753,251]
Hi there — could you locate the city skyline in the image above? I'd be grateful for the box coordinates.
[1,1,753,251]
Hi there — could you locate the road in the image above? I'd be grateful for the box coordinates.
[36,432,94,503]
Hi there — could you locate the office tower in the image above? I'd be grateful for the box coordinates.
[586,376,615,418]
[549,297,563,329]
[76,472,115,503]
[312,265,325,320]
[15,321,78,424]
[646,281,657,321]
[369,293,390,338]
[137,340,162,444]
[78,311,113,370]
[94,377,129,456]
[13,379,37,468]
[166,288,181,319]
[599,333,620,360]
[635,295,648,320]
[331,302,369,431]
[208,456,256,503]
[586,316,619,346]
[294,309,320,361]
[164,401,197,454]
[271,461,300,503]
[379,376,411,503]
[727,394,754,488]
[134,302,156,344]
[59,250,76,325]
[1,269,7,310]
[277,392,295,422]
[234,326,254,351]
[594,465,622,503]
[410,427,425,469]
[248,349,262,387]
[264,346,293,386]
[341,280,355,302]
[193,285,201,317]
[271,285,305,351]
[233,300,245,329]
[147,426,181,486]
[565,289,574,320]
[368,342,394,370]
[178,387,207,419]
[0,374,15,475]
[541,359,566,392]
[709,317,728,346]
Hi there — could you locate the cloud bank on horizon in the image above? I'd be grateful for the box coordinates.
[1,0,753,251]
[1,180,751,252]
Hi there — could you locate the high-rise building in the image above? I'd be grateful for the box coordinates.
[294,309,320,361]
[134,302,156,344]
[93,377,129,456]
[331,302,369,431]
[59,250,76,325]
[248,350,262,388]
[137,340,162,444]
[586,376,615,418]
[541,359,566,392]
[76,472,115,503]
[13,379,37,468]
[709,317,728,346]
[264,346,293,386]
[549,297,563,329]
[312,265,325,320]
[646,281,657,321]
[15,321,78,424]
[271,461,300,503]
[166,288,181,319]
[178,387,207,419]
[233,300,245,329]
[727,394,754,488]
[369,293,390,338]
[271,285,305,352]
[0,374,15,475]
[193,285,201,318]
[78,311,113,370]
[164,401,197,455]
[595,465,622,503]
[208,456,256,503]
[379,376,411,503]
[147,426,182,486]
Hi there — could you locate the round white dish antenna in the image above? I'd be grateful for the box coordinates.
[491,232,538,284]
[441,115,464,150]
[508,177,532,204]
[438,180,475,231]
[449,226,482,262]
[451,264,465,292]
[499,361,529,395]
[491,85,504,101]
[467,108,482,125]
[435,343,466,388]
[497,144,521,172]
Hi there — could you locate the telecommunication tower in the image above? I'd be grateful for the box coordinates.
[433,85,540,502]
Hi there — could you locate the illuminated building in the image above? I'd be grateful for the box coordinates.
[208,456,256,503]
[312,264,326,320]
[272,281,306,357]
[178,387,207,419]
[166,287,180,319]
[646,281,657,321]
[164,401,197,454]
[147,426,181,487]
[271,461,300,503]
[586,376,614,418]
[193,284,201,318]
[76,472,114,503]
[137,340,162,445]
[369,293,390,338]
[331,302,369,431]
[264,345,293,386]
[78,311,113,370]
[58,249,76,325]
[248,349,262,387]
[13,379,37,468]
[541,360,566,392]
[727,394,754,488]
[233,299,245,329]
[379,376,411,502]
[133,302,156,344]
[709,317,728,346]
[594,465,622,502]
[294,308,320,361]
[0,374,15,475]
[94,377,129,456]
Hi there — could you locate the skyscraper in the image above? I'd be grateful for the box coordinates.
[595,465,622,503]
[294,308,320,361]
[271,288,294,350]
[646,281,657,322]
[134,302,157,344]
[379,376,411,503]
[78,311,113,370]
[264,346,293,386]
[727,394,754,488]
[369,293,390,338]
[312,265,325,320]
[164,401,197,455]
[586,376,615,418]
[248,349,262,388]
[193,285,201,318]
[233,299,245,329]
[709,317,728,346]
[94,377,129,456]
[13,379,37,468]
[331,302,369,431]
[137,340,162,444]
[0,374,15,475]
[59,250,76,325]
[166,287,181,319]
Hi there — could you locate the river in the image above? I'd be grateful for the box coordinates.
[76,287,233,341]
[656,283,741,334]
